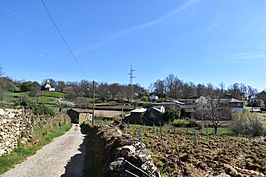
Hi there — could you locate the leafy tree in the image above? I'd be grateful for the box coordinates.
[162,108,180,122]
[20,81,33,92]
[26,102,55,116]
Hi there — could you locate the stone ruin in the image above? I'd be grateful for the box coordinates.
[94,123,161,177]
[0,108,33,156]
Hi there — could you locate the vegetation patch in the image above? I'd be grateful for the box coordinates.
[172,119,193,127]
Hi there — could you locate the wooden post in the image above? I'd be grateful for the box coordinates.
[92,80,95,126]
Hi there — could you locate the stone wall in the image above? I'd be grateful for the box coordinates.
[83,123,160,177]
[0,108,33,156]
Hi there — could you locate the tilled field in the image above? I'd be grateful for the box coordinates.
[126,125,266,177]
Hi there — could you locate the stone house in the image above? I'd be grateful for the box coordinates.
[177,104,196,118]
[123,106,166,126]
[67,108,92,124]
[123,108,147,124]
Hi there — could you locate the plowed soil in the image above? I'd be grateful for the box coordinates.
[126,125,266,177]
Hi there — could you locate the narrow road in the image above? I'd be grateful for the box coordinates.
[2,124,86,177]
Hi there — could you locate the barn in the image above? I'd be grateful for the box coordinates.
[67,108,92,124]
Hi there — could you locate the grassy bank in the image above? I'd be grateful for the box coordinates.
[0,116,72,175]
[2,91,66,113]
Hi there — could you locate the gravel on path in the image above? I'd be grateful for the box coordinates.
[2,124,86,177]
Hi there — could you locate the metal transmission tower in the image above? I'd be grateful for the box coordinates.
[128,66,136,102]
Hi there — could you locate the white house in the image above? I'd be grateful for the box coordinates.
[149,95,159,101]
[44,80,55,92]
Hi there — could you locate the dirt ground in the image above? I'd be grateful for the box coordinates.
[94,110,122,117]
[126,125,266,177]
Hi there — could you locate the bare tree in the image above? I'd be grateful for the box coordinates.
[153,79,165,96]
[0,66,3,77]
[63,86,76,99]
[165,74,176,95]
[97,82,110,100]
[247,85,258,101]
[56,81,65,92]
[194,98,231,134]
[29,81,41,97]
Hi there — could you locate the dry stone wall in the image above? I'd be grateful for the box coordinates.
[85,123,161,177]
[0,108,33,156]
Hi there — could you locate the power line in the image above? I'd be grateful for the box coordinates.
[128,65,136,102]
[40,0,89,78]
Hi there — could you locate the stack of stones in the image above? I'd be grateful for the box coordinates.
[0,108,33,156]
[95,123,160,177]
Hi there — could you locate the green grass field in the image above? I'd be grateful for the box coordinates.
[2,91,66,112]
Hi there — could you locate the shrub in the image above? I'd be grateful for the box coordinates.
[140,96,148,102]
[162,108,180,122]
[18,95,32,106]
[26,102,55,117]
[231,111,266,137]
[142,102,152,108]
[172,119,191,127]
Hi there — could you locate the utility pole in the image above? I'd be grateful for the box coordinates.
[128,65,136,103]
[92,80,96,126]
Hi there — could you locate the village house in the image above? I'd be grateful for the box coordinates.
[149,94,159,102]
[177,104,196,118]
[123,108,147,124]
[44,79,56,92]
[248,99,265,108]
[195,97,244,116]
[67,108,92,124]
[123,106,166,126]
[228,98,244,114]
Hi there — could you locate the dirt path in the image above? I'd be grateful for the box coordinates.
[2,124,86,177]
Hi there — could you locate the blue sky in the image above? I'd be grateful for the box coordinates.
[1,0,266,91]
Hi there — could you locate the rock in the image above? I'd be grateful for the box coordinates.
[5,141,11,147]
[8,112,15,118]
[100,124,159,177]
[2,119,7,124]
[135,149,152,162]
[224,164,240,176]
[20,138,28,146]
[118,145,136,156]
[0,108,34,157]
[180,153,189,162]
[0,149,6,156]
[109,157,125,171]
[0,109,4,115]
[215,172,231,177]
[141,160,157,173]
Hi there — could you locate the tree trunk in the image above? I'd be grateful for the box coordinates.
[214,126,218,134]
